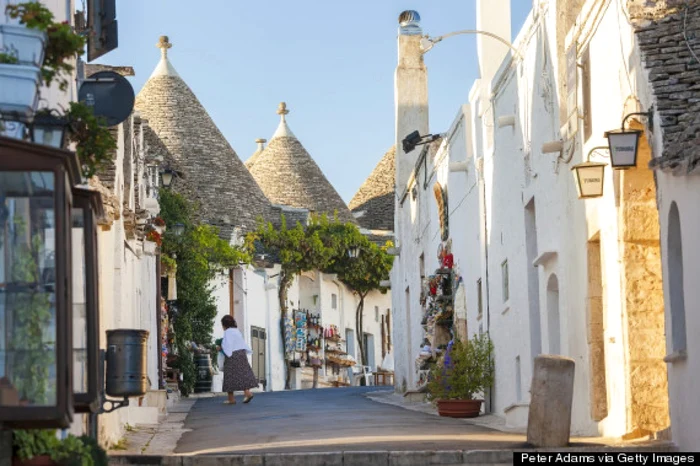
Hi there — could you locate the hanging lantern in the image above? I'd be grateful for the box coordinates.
[605,129,641,169]
[0,136,81,428]
[71,187,103,413]
[571,161,606,199]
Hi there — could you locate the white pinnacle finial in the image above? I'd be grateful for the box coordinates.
[150,35,179,78]
[272,102,295,139]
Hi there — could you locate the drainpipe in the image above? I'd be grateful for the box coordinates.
[264,269,273,392]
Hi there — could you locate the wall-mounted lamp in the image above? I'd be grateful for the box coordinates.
[402,130,441,154]
[604,106,653,169]
[571,146,609,199]
[541,140,564,154]
[497,115,516,128]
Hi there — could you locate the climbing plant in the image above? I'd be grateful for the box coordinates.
[158,189,248,395]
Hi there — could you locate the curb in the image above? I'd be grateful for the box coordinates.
[108,443,679,466]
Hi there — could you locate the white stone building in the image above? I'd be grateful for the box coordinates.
[391,0,671,440]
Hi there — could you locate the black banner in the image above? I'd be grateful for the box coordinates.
[514,452,697,465]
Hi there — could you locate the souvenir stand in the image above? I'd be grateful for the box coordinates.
[323,325,355,387]
[417,242,455,388]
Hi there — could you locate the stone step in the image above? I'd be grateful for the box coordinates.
[108,443,679,466]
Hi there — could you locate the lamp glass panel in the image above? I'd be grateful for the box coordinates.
[608,132,639,167]
[33,127,64,149]
[71,207,88,394]
[0,171,58,407]
[575,165,605,198]
[161,172,174,187]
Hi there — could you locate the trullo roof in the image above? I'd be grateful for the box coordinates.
[247,103,356,224]
[134,36,273,231]
[349,145,396,231]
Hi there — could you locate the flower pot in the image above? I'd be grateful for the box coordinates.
[436,399,483,418]
[0,63,41,119]
[0,24,47,66]
[12,456,57,466]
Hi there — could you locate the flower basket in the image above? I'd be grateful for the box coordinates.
[436,399,483,418]
[0,63,40,118]
[0,24,47,66]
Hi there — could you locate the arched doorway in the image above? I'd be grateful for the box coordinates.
[547,273,560,355]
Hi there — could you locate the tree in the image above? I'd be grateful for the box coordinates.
[158,189,248,395]
[248,214,393,387]
[246,214,337,389]
[328,235,393,368]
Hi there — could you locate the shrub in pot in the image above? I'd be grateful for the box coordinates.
[426,333,495,418]
[12,430,100,466]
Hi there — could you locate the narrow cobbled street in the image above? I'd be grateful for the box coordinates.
[175,387,525,455]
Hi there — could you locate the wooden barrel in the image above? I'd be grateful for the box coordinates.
[194,354,213,393]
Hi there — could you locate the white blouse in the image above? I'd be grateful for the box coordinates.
[221,328,253,357]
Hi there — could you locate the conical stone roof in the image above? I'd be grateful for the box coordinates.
[349,145,395,231]
[134,36,273,231]
[247,103,356,224]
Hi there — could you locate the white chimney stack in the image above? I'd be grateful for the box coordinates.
[476,0,512,84]
[255,138,267,151]
[395,10,429,192]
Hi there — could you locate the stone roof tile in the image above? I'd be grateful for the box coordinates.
[134,36,273,231]
[349,145,395,231]
[247,103,356,225]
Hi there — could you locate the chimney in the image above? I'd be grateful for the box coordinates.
[476,0,512,85]
[395,10,429,192]
[255,138,267,151]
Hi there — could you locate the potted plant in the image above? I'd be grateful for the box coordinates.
[153,216,166,234]
[12,430,97,466]
[426,333,495,418]
[5,2,86,90]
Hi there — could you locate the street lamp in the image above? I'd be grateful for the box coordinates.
[160,167,175,188]
[604,106,653,169]
[348,245,360,259]
[0,136,82,428]
[173,222,185,236]
[402,130,441,154]
[30,111,69,149]
[571,147,608,199]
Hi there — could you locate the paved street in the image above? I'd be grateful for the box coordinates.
[175,387,527,455]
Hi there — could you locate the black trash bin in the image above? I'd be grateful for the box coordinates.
[106,329,150,398]
[194,353,213,393]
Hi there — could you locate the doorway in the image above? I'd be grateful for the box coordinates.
[250,326,267,389]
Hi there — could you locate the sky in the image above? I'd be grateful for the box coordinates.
[96,1,533,203]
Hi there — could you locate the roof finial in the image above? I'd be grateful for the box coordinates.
[157,35,172,59]
[277,102,289,116]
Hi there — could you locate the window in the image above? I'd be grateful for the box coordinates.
[331,293,338,310]
[477,279,483,319]
[502,260,509,302]
[419,253,425,279]
[375,306,379,322]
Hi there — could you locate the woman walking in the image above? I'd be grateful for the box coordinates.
[218,315,257,404]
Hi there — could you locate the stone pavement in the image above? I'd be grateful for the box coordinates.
[108,388,677,465]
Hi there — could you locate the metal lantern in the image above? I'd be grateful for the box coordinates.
[571,161,606,199]
[30,112,69,149]
[160,168,175,188]
[348,246,360,259]
[605,129,641,169]
[71,187,103,413]
[173,222,185,237]
[0,136,81,428]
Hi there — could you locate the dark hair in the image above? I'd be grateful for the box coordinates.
[221,315,237,329]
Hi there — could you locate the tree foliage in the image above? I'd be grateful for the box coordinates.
[247,214,393,383]
[158,189,248,395]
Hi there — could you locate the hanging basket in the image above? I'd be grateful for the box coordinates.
[0,24,47,66]
[0,63,41,119]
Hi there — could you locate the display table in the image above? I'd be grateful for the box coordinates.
[373,371,394,386]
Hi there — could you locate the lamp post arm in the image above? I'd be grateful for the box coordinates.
[621,106,654,130]
[422,30,522,59]
[586,146,610,162]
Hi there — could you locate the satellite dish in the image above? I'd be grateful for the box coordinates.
[78,70,134,126]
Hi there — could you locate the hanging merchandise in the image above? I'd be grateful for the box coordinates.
[284,312,296,357]
[295,310,308,351]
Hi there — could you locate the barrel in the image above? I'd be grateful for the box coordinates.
[105,329,149,398]
[194,353,213,393]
